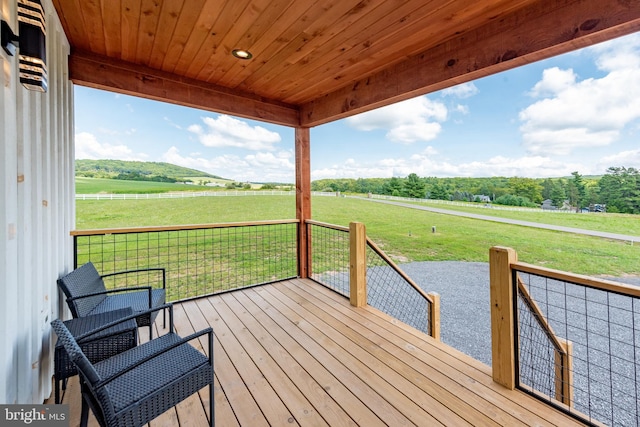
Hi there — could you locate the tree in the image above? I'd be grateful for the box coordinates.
[428,183,450,200]
[508,177,543,204]
[402,173,426,198]
[541,178,554,200]
[567,171,586,209]
[382,177,403,196]
[549,181,566,208]
[598,167,640,213]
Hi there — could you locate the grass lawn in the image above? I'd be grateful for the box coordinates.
[77,195,640,277]
[381,197,640,236]
[76,177,215,193]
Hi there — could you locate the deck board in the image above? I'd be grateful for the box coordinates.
[50,278,587,426]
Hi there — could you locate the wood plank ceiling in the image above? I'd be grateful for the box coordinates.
[51,0,640,127]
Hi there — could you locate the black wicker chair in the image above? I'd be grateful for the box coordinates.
[51,305,214,427]
[57,262,166,338]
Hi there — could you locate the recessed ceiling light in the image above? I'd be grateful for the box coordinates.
[232,49,252,60]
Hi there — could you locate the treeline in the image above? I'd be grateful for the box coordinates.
[311,167,640,214]
[114,172,178,183]
[75,159,221,180]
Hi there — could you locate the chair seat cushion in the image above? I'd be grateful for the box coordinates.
[94,333,211,414]
[90,289,165,326]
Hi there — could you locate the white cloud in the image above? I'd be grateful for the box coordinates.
[441,82,479,99]
[311,151,586,180]
[519,38,640,156]
[161,146,294,182]
[597,148,640,170]
[529,67,577,97]
[75,132,148,160]
[188,115,281,151]
[345,96,447,143]
[453,104,469,115]
[589,32,640,71]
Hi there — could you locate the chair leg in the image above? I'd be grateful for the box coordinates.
[80,396,89,427]
[210,382,214,427]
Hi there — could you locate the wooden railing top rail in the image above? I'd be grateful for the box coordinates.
[512,261,640,298]
[306,219,435,306]
[305,219,349,232]
[366,237,435,305]
[71,219,300,236]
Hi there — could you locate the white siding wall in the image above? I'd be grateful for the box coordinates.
[0,0,74,403]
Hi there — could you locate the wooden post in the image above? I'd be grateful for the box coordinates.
[555,339,574,407]
[427,292,441,340]
[489,246,517,389]
[349,222,367,307]
[295,127,311,278]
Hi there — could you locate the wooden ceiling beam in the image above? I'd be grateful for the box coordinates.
[300,0,640,127]
[69,51,300,127]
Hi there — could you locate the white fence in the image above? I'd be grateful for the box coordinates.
[76,191,576,214]
[364,194,577,214]
[76,191,338,200]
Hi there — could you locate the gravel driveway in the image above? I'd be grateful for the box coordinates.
[401,261,494,365]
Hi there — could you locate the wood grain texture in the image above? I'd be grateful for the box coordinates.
[49,279,590,426]
[50,0,640,126]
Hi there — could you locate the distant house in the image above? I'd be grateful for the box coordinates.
[474,195,491,203]
[541,199,557,210]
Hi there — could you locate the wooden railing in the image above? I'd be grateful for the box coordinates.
[490,246,640,426]
[72,220,299,302]
[307,220,440,339]
[73,219,440,339]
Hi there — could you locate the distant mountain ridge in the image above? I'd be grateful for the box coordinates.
[76,159,222,179]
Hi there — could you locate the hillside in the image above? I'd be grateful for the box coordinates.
[75,159,222,179]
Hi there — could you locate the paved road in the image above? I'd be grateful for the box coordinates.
[363,198,640,243]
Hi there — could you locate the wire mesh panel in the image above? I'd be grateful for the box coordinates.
[516,288,561,402]
[308,223,350,296]
[515,269,640,427]
[366,243,430,335]
[74,221,298,302]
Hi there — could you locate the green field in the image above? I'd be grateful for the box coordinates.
[76,195,640,277]
[390,198,640,236]
[76,177,217,194]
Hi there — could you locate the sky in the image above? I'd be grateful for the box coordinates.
[75,32,640,183]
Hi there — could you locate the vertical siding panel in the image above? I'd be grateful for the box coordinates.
[0,1,19,404]
[16,84,36,403]
[0,0,72,403]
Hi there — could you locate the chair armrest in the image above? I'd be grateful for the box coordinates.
[95,327,213,389]
[76,304,174,343]
[101,267,166,289]
[66,286,153,302]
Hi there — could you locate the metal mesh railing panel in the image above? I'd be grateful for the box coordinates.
[308,223,350,296]
[515,270,640,427]
[517,289,559,401]
[75,222,298,302]
[366,243,430,334]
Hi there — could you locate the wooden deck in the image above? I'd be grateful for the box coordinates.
[53,278,587,426]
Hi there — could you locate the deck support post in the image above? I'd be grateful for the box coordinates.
[295,127,311,279]
[349,222,367,307]
[489,246,517,389]
[555,339,574,406]
[427,292,441,341]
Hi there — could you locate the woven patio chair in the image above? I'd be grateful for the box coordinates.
[51,304,214,427]
[58,262,166,338]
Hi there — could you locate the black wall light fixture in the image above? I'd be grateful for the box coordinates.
[1,0,47,92]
